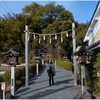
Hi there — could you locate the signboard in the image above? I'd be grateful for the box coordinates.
[1,82,6,91]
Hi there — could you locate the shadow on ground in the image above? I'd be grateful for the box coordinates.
[23,85,74,99]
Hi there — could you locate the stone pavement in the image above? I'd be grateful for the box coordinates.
[15,64,91,99]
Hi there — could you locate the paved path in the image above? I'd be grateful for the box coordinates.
[15,64,83,99]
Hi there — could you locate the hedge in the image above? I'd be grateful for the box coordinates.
[0,60,41,98]
[56,57,72,71]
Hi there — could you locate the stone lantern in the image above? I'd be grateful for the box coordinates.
[2,47,20,97]
[35,56,40,75]
[63,56,67,62]
[74,42,93,94]
[74,44,93,64]
[2,47,20,65]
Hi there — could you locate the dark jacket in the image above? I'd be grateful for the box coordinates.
[47,65,55,76]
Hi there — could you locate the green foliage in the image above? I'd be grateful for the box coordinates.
[56,57,72,71]
[93,53,100,97]
[85,63,96,90]
[0,13,24,52]
[29,62,36,75]
[2,70,11,82]
[94,53,100,71]
[77,64,81,84]
[0,75,4,82]
[16,66,25,80]
[76,22,89,46]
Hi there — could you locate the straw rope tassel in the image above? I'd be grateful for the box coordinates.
[39,35,40,44]
[43,35,46,40]
[55,34,57,39]
[50,35,51,44]
[61,34,63,42]
[66,31,68,37]
[33,34,36,39]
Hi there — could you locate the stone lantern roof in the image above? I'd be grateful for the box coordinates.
[74,43,93,56]
[2,47,20,57]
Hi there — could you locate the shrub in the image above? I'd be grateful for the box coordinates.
[29,63,36,74]
[93,53,100,98]
[15,66,25,80]
[2,70,11,82]
[0,75,4,82]
[77,64,81,84]
[56,57,72,71]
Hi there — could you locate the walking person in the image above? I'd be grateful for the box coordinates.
[47,61,56,86]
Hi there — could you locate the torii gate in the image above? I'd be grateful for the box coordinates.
[24,23,77,86]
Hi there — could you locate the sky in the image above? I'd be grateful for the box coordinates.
[0,0,98,23]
